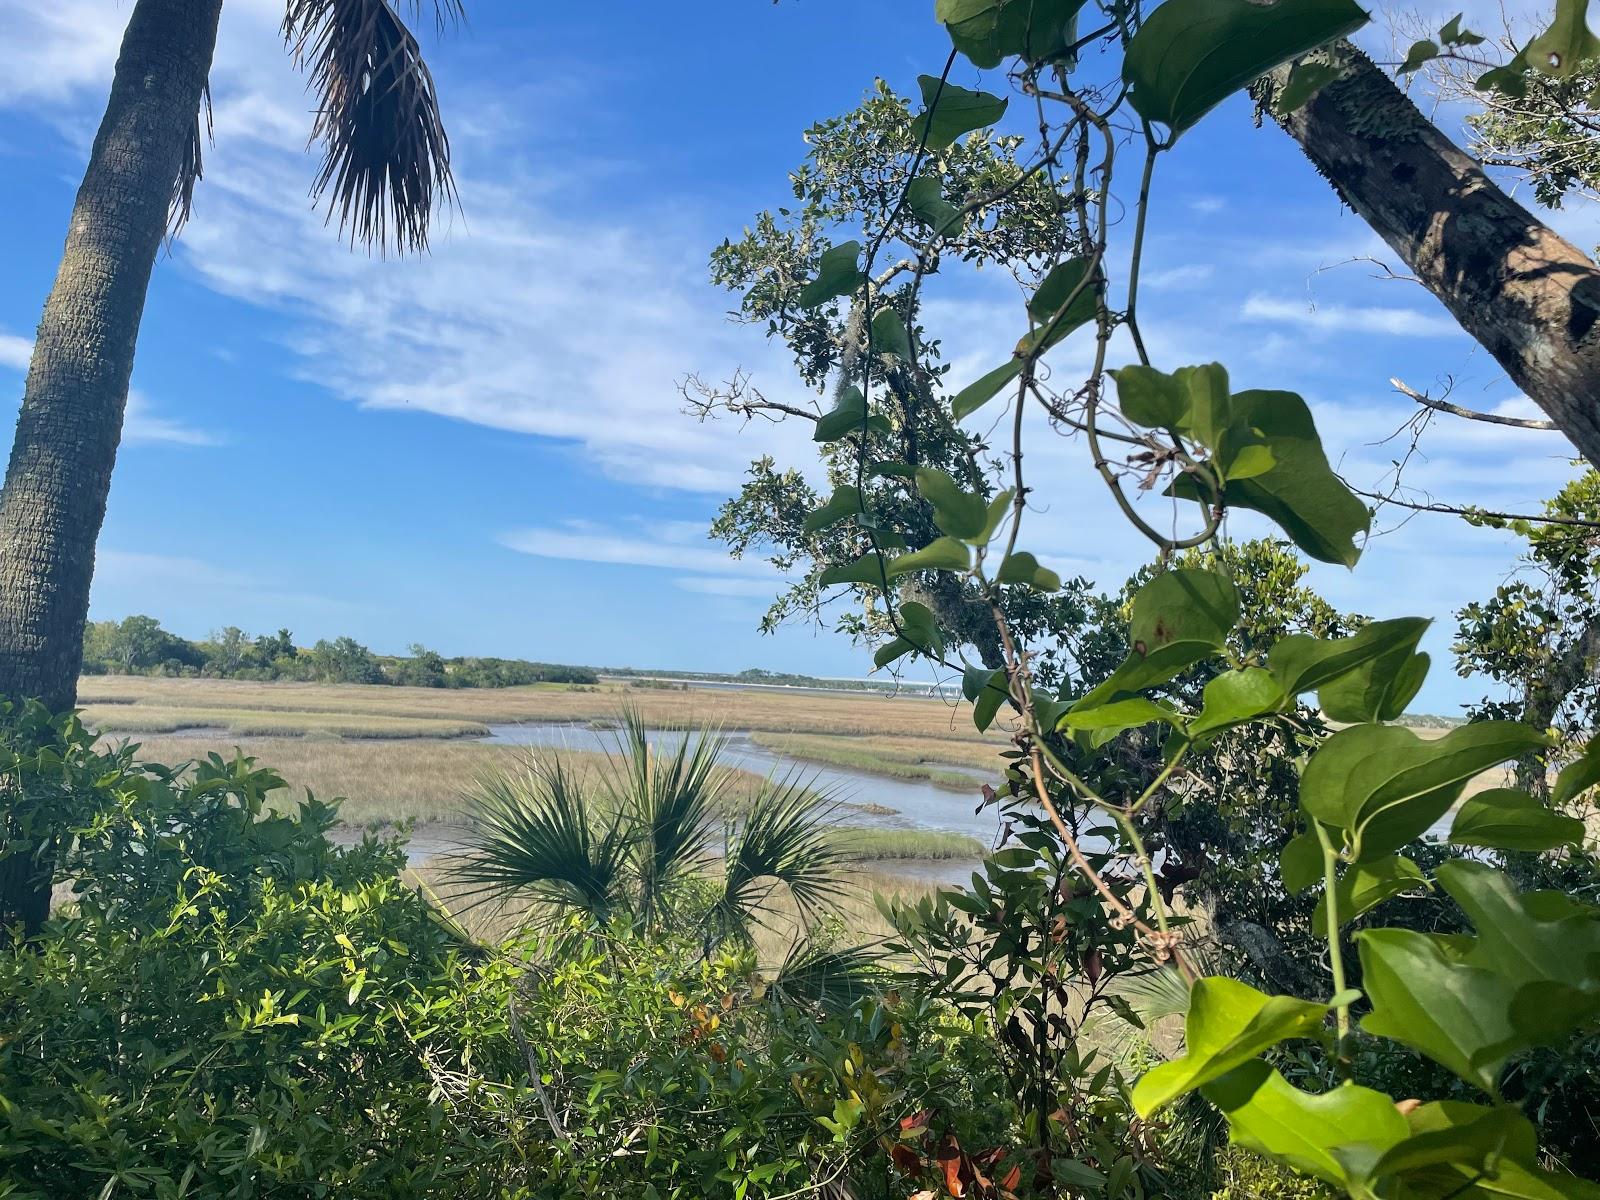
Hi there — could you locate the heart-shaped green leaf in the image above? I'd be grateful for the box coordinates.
[1314,854,1427,928]
[938,0,1086,67]
[1017,258,1098,355]
[1172,387,1370,566]
[1527,0,1600,77]
[1124,0,1370,134]
[888,537,971,577]
[1071,569,1240,710]
[952,359,1025,420]
[1188,667,1287,741]
[996,551,1061,591]
[1281,829,1325,895]
[1132,977,1331,1116]
[1299,722,1548,859]
[963,664,1010,731]
[1438,860,1600,1042]
[1449,788,1586,852]
[1275,60,1346,111]
[906,175,964,237]
[1552,734,1600,805]
[818,552,891,590]
[814,387,891,443]
[802,485,864,534]
[1202,1062,1408,1187]
[1269,617,1430,699]
[797,240,865,308]
[1358,927,1519,1094]
[870,307,913,360]
[910,75,1008,149]
[915,468,988,540]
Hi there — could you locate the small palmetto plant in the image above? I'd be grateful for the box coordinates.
[449,710,849,951]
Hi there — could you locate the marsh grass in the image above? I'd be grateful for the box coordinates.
[108,734,791,827]
[77,675,1008,743]
[749,732,1007,789]
[83,706,489,740]
[830,829,986,861]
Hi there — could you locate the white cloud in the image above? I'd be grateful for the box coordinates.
[674,576,780,596]
[0,0,812,495]
[122,393,223,446]
[1143,263,1215,290]
[499,520,779,577]
[0,333,30,370]
[1241,293,1465,337]
[0,0,121,106]
[1188,196,1226,215]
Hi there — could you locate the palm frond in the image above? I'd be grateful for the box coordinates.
[766,939,882,1013]
[711,772,846,946]
[448,754,629,930]
[602,708,727,932]
[168,83,212,235]
[282,0,461,253]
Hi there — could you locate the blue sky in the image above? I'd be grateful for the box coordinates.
[0,0,1586,711]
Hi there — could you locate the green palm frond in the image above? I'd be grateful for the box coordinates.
[711,772,846,946]
[282,0,461,253]
[449,755,629,930]
[602,708,727,932]
[766,939,882,1013]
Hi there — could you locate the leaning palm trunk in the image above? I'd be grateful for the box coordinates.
[0,0,223,938]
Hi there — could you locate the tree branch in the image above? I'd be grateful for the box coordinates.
[1390,376,1558,430]
[1260,41,1600,467]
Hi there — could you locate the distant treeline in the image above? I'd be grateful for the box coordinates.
[603,665,941,695]
[81,616,599,689]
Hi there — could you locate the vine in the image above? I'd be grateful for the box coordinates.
[766,0,1600,1195]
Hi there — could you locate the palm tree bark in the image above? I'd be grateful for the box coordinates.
[1259,40,1600,468]
[0,0,223,937]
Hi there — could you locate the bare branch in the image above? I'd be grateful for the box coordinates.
[679,370,820,424]
[1391,376,1558,430]
[1351,483,1600,529]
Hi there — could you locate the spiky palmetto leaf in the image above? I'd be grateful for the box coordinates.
[711,773,846,946]
[601,709,729,933]
[282,0,460,252]
[766,939,882,1012]
[450,755,630,930]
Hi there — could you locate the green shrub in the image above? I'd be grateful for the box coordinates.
[1206,1144,1336,1200]
[1,724,1070,1199]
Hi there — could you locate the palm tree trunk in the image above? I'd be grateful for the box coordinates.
[0,0,223,938]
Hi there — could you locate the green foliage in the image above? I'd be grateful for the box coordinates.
[0,722,1066,1199]
[1122,0,1369,134]
[704,3,1600,1194]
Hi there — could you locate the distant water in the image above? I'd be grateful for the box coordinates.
[481,722,1001,842]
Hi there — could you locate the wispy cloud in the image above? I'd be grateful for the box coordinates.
[674,576,780,597]
[122,393,224,446]
[1143,263,1215,290]
[1242,293,1464,337]
[0,333,30,371]
[499,519,776,577]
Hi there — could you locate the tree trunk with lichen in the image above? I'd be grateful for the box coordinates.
[1259,39,1600,469]
[0,0,222,940]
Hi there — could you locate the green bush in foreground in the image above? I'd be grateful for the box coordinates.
[2,718,1159,1198]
